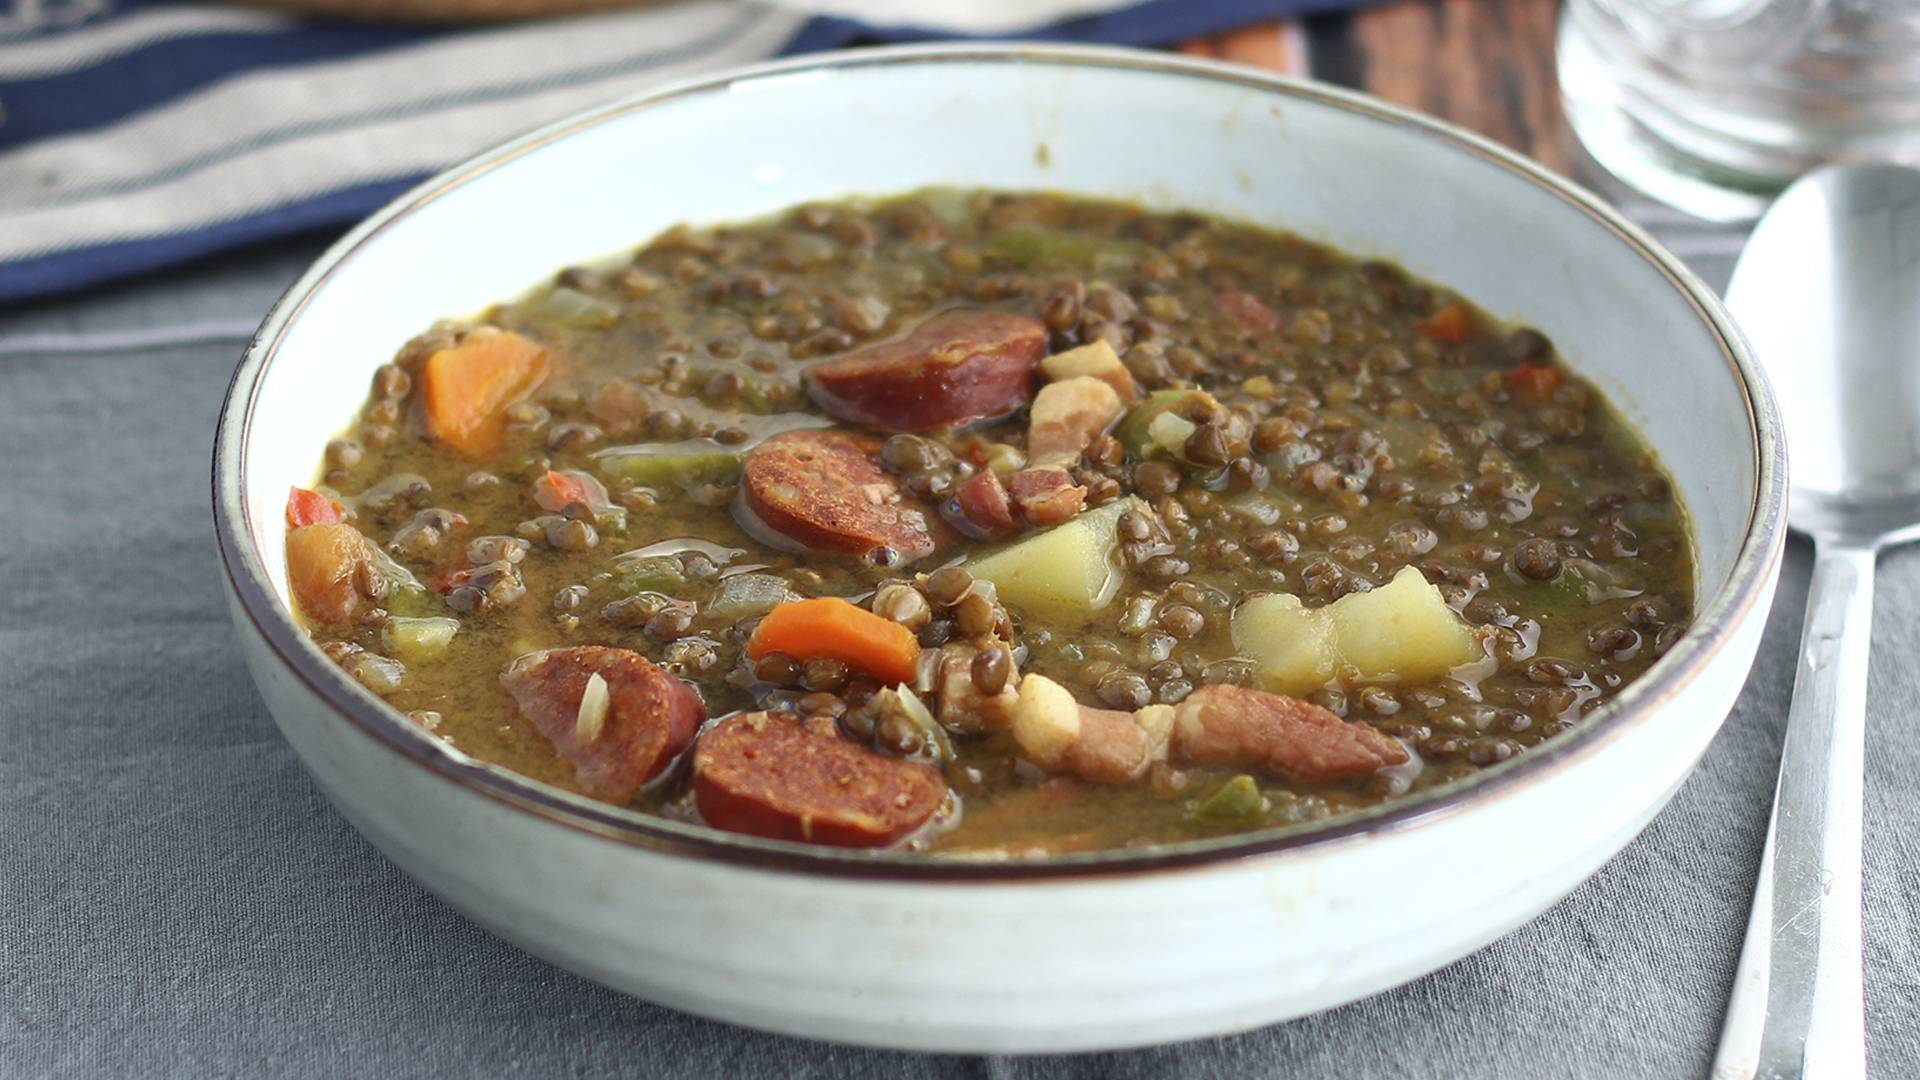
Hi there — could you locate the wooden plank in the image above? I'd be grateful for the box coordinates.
[1179,0,1572,175]
[1342,0,1572,173]
[1176,21,1312,77]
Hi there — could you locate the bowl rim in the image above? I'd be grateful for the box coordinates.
[212,42,1787,882]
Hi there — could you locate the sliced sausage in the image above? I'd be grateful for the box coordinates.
[501,646,705,803]
[1172,684,1407,783]
[692,712,948,847]
[739,430,940,562]
[287,522,371,625]
[1007,466,1087,527]
[805,309,1045,431]
[950,469,1017,539]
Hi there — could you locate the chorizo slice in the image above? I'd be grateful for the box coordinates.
[805,309,1045,431]
[692,712,948,848]
[501,646,705,803]
[739,430,940,562]
[1171,684,1407,783]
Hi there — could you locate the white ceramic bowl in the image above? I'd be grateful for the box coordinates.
[214,45,1786,1053]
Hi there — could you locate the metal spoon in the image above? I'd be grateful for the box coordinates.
[1712,163,1920,1079]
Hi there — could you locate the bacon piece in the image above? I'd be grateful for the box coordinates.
[1007,466,1087,527]
[951,470,1018,539]
[1027,375,1123,467]
[1213,290,1282,338]
[1038,340,1138,402]
[1009,674,1173,784]
[1171,684,1407,783]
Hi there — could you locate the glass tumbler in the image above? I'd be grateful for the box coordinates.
[1560,0,1920,220]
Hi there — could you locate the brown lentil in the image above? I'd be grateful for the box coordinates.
[291,187,1693,858]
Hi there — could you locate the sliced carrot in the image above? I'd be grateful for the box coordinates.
[533,469,592,513]
[1508,360,1565,401]
[747,597,922,686]
[421,328,551,457]
[286,486,342,528]
[1414,303,1473,344]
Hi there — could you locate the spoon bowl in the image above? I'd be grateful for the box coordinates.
[1728,163,1920,546]
[1715,162,1920,1080]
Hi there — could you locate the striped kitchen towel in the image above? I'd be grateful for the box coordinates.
[0,0,1371,304]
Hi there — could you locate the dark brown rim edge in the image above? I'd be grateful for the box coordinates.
[211,43,1788,883]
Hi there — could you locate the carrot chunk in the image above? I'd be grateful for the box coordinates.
[1414,303,1473,344]
[420,328,551,457]
[287,522,369,625]
[746,597,922,686]
[532,469,592,512]
[1508,360,1565,401]
[285,486,342,528]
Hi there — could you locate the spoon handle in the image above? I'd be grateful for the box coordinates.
[1713,541,1872,1080]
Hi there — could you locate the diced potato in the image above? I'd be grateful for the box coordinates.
[1231,593,1339,694]
[967,497,1137,621]
[1233,567,1479,692]
[1329,566,1480,679]
[382,615,460,662]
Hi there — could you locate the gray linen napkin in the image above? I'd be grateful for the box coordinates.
[1,195,1913,1078]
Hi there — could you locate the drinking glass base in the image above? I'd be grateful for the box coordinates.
[1558,18,1780,223]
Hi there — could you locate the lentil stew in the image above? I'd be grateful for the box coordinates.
[285,189,1692,856]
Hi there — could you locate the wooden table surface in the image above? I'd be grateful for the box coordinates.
[1182,0,1572,174]
[1180,0,1746,289]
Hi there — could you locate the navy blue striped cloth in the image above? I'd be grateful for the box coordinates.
[0,0,1372,303]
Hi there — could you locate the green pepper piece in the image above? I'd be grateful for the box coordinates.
[1191,774,1266,821]
[706,573,797,622]
[594,444,743,493]
[1116,388,1223,461]
[381,615,460,662]
[534,286,620,329]
[612,556,687,596]
[738,377,773,414]
[1545,565,1591,607]
[984,227,1118,270]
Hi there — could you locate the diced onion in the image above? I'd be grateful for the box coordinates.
[1147,411,1197,456]
[575,672,610,744]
